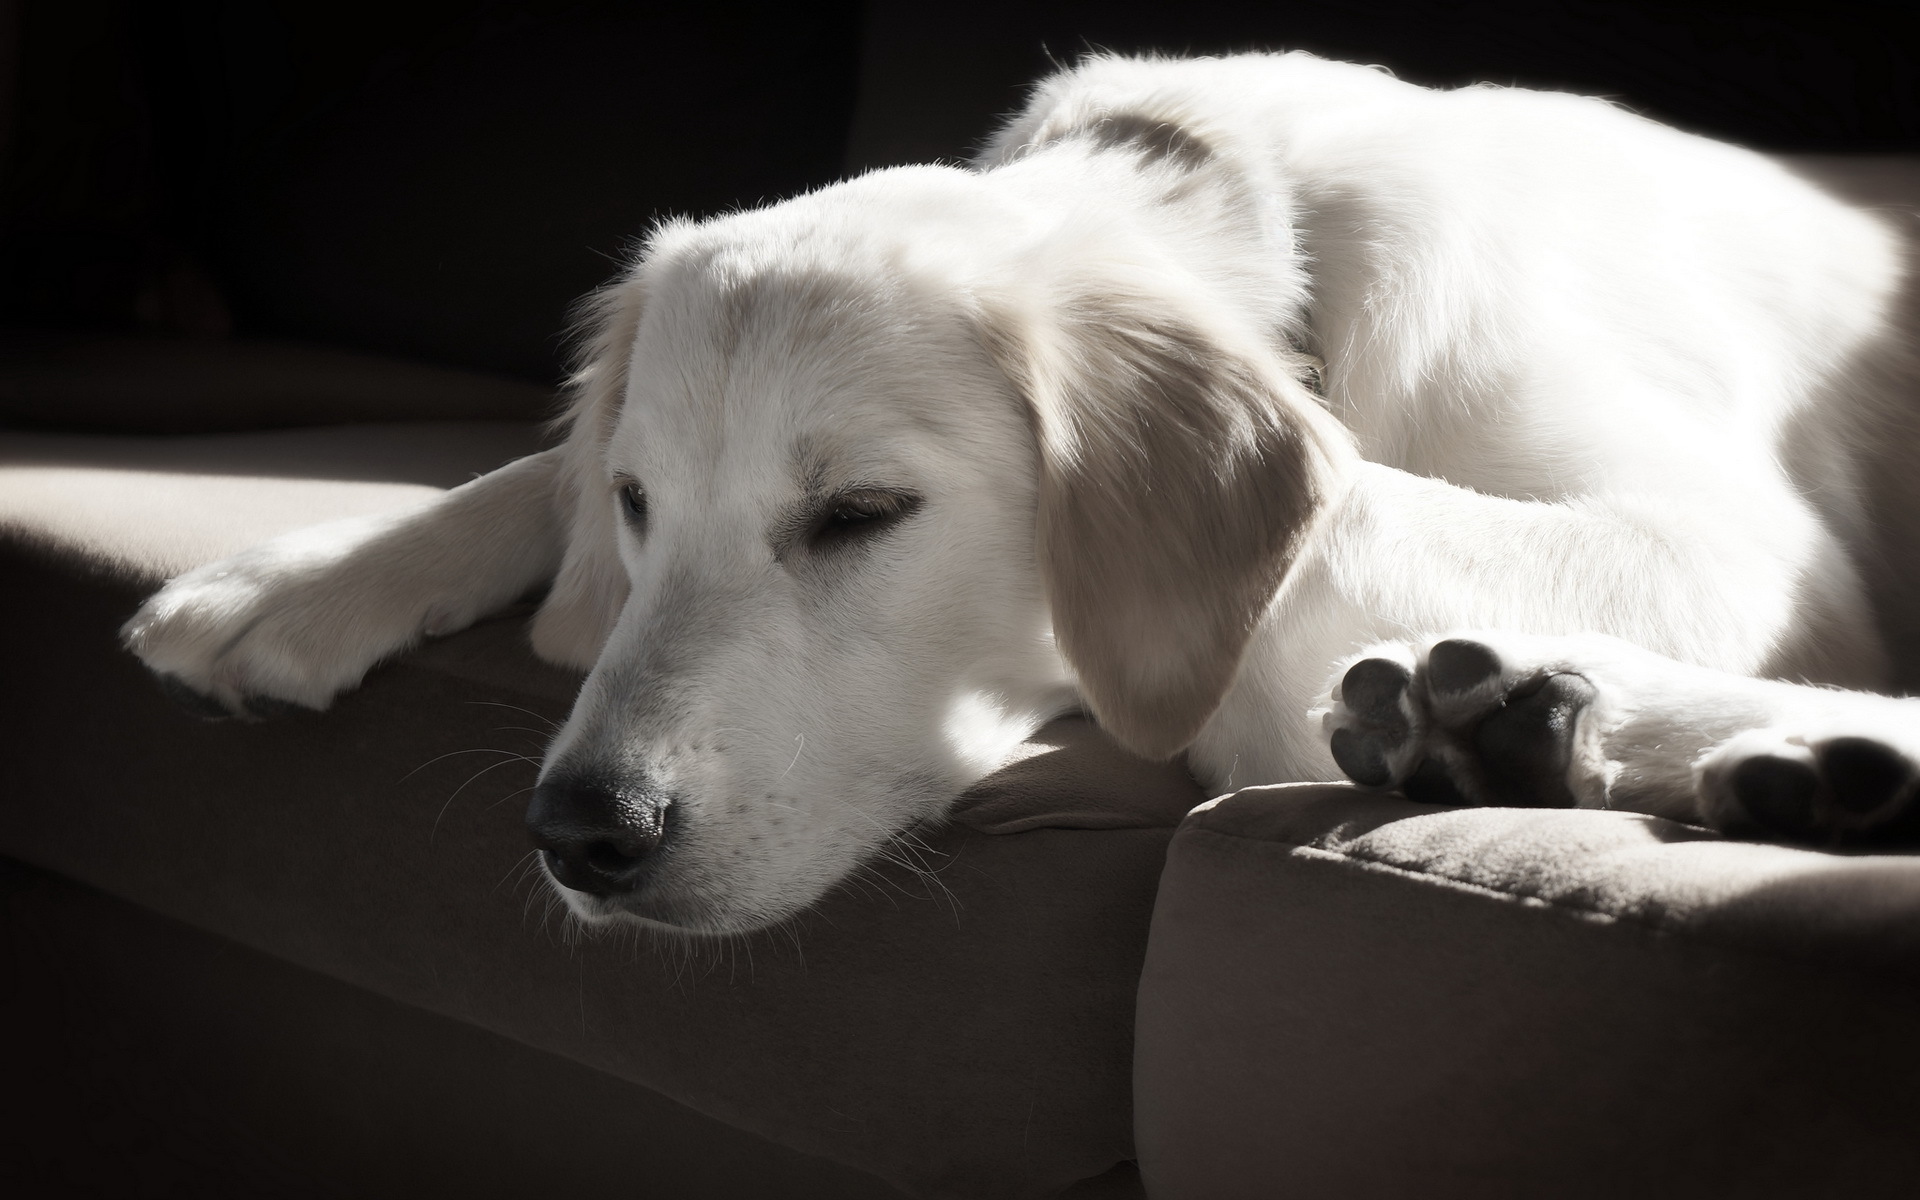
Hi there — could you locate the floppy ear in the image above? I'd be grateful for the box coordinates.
[981,267,1353,760]
[529,270,647,669]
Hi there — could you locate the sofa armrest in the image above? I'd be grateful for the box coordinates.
[1134,785,1920,1198]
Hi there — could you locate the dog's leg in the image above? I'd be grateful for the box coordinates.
[122,448,566,718]
[1262,461,1912,842]
[1325,629,1920,846]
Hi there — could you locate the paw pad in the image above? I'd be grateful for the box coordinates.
[1426,638,1501,699]
[1727,755,1820,837]
[1720,736,1920,846]
[1821,738,1910,815]
[1328,638,1596,810]
[1472,673,1596,807]
[1329,658,1414,788]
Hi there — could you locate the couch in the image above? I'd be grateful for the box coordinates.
[4,3,1918,1196]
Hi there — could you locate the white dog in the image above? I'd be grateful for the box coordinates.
[123,53,1920,933]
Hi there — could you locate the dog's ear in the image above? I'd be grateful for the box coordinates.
[529,271,646,669]
[981,267,1351,760]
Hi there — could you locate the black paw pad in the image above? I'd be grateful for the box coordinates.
[1426,639,1501,699]
[157,674,238,721]
[1729,755,1821,838]
[1402,757,1469,807]
[1330,727,1394,787]
[1472,673,1596,807]
[1820,738,1910,815]
[1341,658,1412,725]
[1332,658,1414,788]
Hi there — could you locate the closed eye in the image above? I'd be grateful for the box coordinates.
[811,488,920,548]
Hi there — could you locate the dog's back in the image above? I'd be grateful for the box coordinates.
[987,51,1918,689]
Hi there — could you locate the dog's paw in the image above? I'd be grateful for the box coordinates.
[124,556,358,720]
[121,516,449,720]
[1327,634,1608,809]
[1324,631,1920,846]
[1697,727,1920,847]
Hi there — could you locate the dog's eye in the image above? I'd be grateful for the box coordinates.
[616,480,648,525]
[816,489,918,544]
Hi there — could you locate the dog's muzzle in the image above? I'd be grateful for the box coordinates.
[525,771,674,897]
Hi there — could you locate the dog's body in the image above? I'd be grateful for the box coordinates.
[125,54,1920,933]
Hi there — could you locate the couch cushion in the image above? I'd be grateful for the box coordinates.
[0,421,1202,1199]
[1135,785,1920,1198]
[1,858,914,1199]
[0,421,547,581]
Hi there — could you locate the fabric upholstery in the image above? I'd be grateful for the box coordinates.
[0,422,547,579]
[0,421,1200,1199]
[1135,785,1920,1198]
[1,858,913,1200]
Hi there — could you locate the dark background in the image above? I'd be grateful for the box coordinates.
[1,0,1914,383]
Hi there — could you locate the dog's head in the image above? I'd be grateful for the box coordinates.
[524,148,1349,933]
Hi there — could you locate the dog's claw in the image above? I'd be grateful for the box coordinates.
[241,695,315,721]
[157,674,240,722]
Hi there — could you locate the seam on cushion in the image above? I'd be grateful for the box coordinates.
[1180,826,1920,980]
[1175,821,1920,983]
[955,812,1182,835]
[1180,826,1705,941]
[1278,840,1631,928]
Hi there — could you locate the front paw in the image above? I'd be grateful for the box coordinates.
[123,560,334,719]
[121,522,430,720]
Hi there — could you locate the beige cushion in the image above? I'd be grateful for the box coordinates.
[0,422,547,581]
[1135,785,1920,1198]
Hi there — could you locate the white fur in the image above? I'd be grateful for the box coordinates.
[124,53,1915,932]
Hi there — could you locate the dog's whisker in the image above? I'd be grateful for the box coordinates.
[400,745,531,783]
[432,753,542,843]
[483,783,539,813]
[463,699,564,731]
[496,849,542,893]
[774,915,807,972]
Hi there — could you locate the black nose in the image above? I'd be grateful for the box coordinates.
[525,772,672,897]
